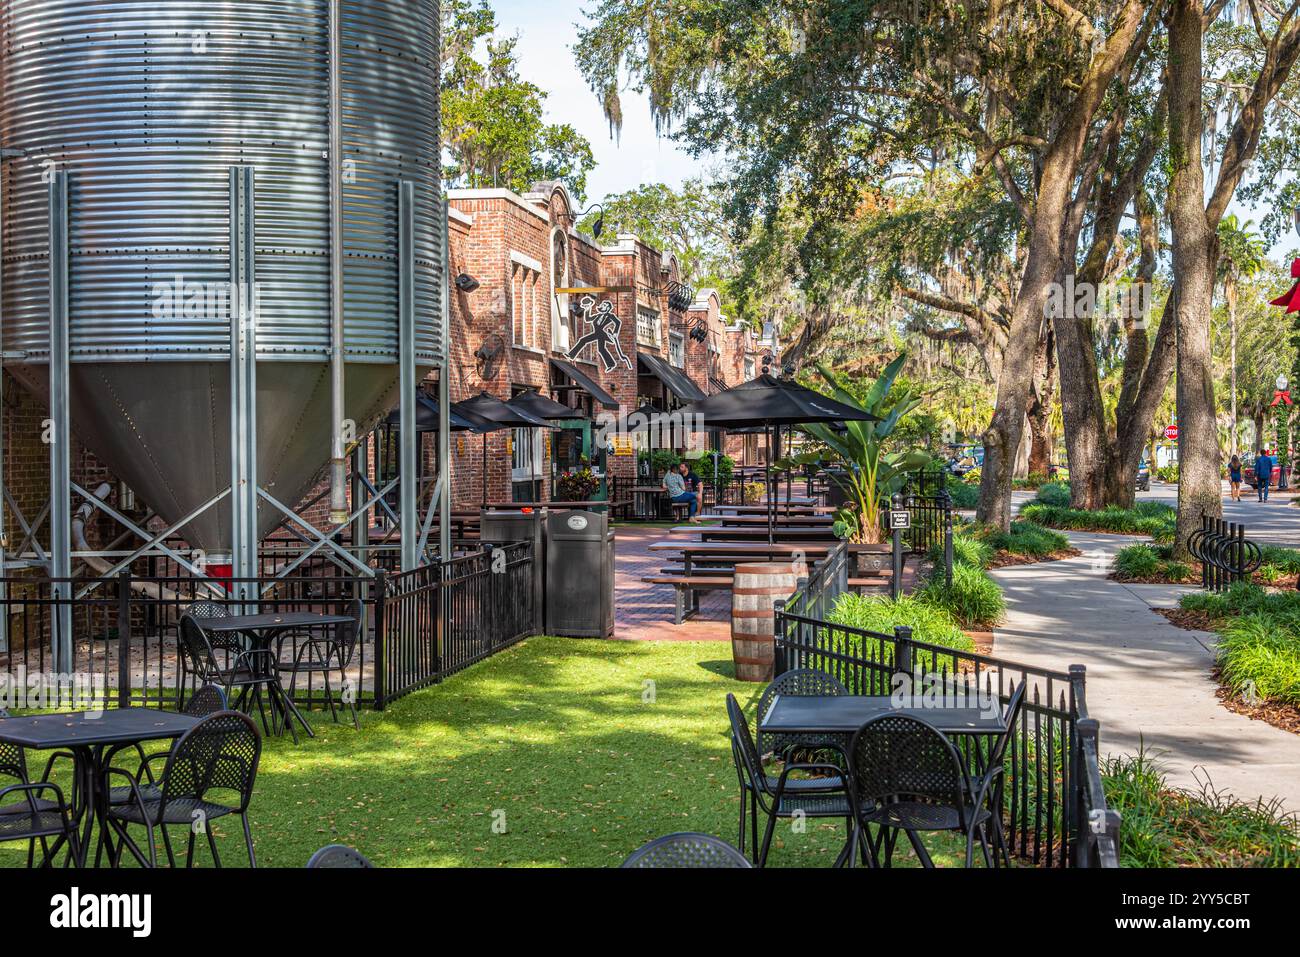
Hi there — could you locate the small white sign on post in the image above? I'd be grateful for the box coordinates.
[889,510,911,530]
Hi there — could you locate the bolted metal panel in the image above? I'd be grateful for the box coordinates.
[0,0,442,552]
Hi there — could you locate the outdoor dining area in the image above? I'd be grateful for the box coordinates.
[0,602,366,868]
[621,666,1026,868]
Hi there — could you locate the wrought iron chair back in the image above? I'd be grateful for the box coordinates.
[622,832,752,868]
[185,684,230,717]
[848,713,972,825]
[159,710,262,814]
[756,667,848,759]
[307,843,374,868]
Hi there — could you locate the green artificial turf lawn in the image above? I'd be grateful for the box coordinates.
[2,637,967,868]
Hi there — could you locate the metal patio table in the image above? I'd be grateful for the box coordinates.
[0,708,201,867]
[759,695,1006,739]
[192,612,354,741]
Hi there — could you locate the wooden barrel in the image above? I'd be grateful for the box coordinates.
[731,563,799,682]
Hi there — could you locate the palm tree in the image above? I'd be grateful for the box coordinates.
[1216,216,1268,456]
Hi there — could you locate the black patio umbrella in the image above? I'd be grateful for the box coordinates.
[453,392,555,505]
[676,375,879,542]
[506,389,582,422]
[386,393,490,433]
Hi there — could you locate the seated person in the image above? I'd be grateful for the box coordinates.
[662,462,700,522]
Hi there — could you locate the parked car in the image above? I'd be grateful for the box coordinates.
[1136,460,1150,492]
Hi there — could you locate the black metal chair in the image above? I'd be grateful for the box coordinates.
[307,843,374,868]
[0,711,80,867]
[846,713,993,868]
[179,614,280,736]
[178,600,230,709]
[756,668,849,761]
[962,680,1027,867]
[104,709,262,868]
[621,832,752,868]
[725,693,856,867]
[275,597,364,729]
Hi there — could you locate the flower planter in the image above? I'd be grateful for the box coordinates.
[851,542,891,576]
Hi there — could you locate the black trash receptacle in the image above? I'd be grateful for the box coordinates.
[545,509,615,638]
[479,509,546,631]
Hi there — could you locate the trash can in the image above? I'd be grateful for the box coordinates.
[480,508,546,631]
[544,509,615,637]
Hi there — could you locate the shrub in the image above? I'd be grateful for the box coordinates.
[1217,612,1300,706]
[1162,561,1193,582]
[1260,546,1300,574]
[1103,749,1300,867]
[961,466,981,485]
[917,563,1006,629]
[1115,543,1160,579]
[1034,481,1072,507]
[827,592,973,666]
[1019,501,1176,541]
[983,520,1068,559]
[928,532,993,570]
[946,482,979,508]
[1257,564,1285,585]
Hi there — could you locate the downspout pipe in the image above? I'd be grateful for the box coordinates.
[73,483,182,602]
[327,0,348,525]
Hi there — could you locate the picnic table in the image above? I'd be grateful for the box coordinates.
[710,503,831,515]
[644,540,836,622]
[669,524,838,542]
[706,513,834,526]
[0,708,202,866]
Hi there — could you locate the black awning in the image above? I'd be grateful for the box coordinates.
[638,351,707,402]
[550,357,619,410]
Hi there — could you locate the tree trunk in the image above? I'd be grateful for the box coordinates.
[1168,0,1222,559]
[1027,325,1056,477]
[1228,279,1239,455]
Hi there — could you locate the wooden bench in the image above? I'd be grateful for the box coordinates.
[641,574,735,623]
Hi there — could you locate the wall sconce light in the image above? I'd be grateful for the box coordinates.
[455,273,480,293]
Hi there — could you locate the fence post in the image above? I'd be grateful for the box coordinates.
[893,625,913,684]
[774,598,787,674]
[890,492,904,600]
[940,489,954,588]
[1075,717,1098,867]
[373,569,387,711]
[1068,663,1087,864]
[116,570,131,709]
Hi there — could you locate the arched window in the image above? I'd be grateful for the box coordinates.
[550,227,569,351]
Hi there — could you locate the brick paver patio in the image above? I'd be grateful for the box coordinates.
[613,525,734,641]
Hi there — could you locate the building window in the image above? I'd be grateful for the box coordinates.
[511,427,542,480]
[744,356,755,380]
[510,254,542,349]
[669,331,685,368]
[637,307,661,348]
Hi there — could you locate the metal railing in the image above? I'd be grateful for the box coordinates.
[1071,664,1121,867]
[0,568,367,710]
[773,605,1114,867]
[783,540,849,621]
[1187,513,1261,592]
[373,541,536,709]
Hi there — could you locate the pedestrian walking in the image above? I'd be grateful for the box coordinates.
[1228,454,1243,501]
[1255,448,1274,502]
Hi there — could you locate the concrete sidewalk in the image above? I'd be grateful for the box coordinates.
[990,530,1300,811]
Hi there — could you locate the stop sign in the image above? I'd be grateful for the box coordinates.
[1164,425,1179,440]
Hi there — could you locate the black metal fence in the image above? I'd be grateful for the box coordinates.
[0,540,539,714]
[374,541,536,708]
[1188,513,1261,591]
[784,540,849,621]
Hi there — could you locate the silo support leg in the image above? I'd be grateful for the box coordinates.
[48,171,73,673]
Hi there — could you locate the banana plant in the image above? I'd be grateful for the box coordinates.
[802,355,930,544]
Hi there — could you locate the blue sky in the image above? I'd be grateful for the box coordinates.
[489,0,703,204]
